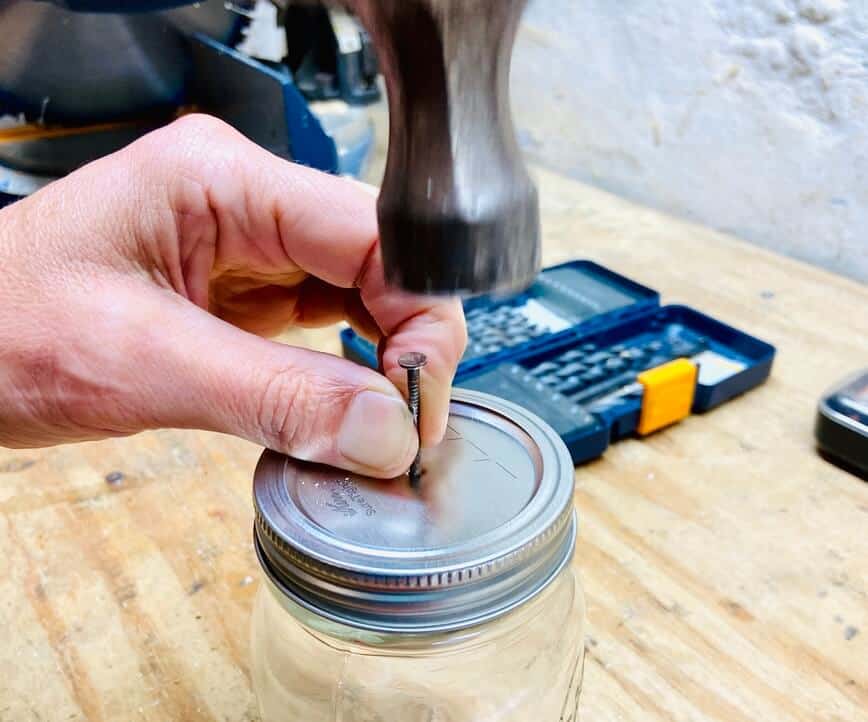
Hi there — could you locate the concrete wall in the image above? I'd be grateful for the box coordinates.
[510,0,868,283]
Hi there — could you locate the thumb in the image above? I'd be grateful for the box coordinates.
[133,295,418,478]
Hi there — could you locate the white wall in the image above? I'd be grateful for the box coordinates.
[511,0,868,283]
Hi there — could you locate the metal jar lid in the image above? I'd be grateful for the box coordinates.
[253,388,576,634]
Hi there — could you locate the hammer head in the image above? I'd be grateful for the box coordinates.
[348,0,540,296]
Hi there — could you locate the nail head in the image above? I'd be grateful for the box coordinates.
[399,352,428,369]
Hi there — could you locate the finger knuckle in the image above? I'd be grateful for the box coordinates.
[165,113,236,144]
[257,368,310,452]
[136,114,243,179]
[256,367,355,455]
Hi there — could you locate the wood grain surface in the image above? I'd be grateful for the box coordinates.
[1,167,866,722]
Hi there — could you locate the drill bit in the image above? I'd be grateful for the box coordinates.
[398,352,427,486]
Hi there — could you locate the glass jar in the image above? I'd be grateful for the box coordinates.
[251,389,585,722]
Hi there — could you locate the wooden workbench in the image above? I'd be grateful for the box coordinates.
[1,168,866,722]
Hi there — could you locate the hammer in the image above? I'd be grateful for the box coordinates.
[347,0,540,296]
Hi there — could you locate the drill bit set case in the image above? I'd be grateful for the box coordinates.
[341,260,776,465]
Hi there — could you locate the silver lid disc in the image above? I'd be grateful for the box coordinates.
[253,388,576,633]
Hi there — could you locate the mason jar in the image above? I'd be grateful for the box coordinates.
[251,389,585,722]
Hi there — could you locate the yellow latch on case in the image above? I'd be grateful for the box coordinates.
[637,358,698,435]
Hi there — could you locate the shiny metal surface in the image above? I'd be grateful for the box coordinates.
[0,0,187,123]
[347,0,541,296]
[254,388,576,633]
[0,0,240,125]
[0,122,165,175]
[398,351,426,485]
[0,161,54,197]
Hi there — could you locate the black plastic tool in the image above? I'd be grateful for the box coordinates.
[816,369,868,480]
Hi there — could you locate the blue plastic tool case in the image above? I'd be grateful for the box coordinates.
[341,260,776,465]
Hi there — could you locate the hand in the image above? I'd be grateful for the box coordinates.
[0,115,466,478]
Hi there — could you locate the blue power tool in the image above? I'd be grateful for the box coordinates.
[0,0,380,205]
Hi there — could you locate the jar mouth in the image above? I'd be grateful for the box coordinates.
[254,512,576,634]
[252,389,577,634]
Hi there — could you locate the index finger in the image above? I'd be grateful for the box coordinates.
[272,163,466,446]
[268,164,466,445]
[156,117,467,446]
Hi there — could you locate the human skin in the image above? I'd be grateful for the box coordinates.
[0,114,467,478]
